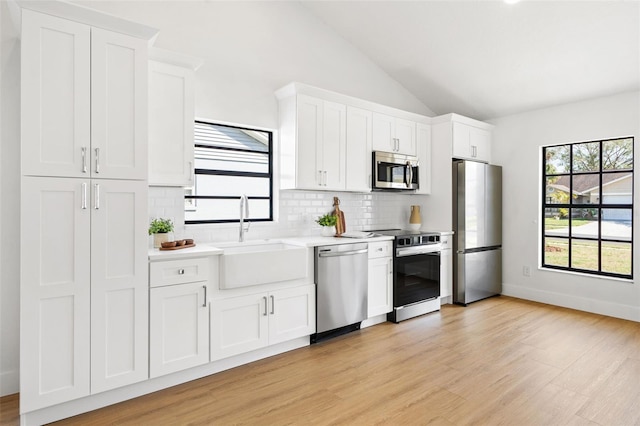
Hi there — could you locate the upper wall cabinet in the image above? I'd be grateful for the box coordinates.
[278,93,347,191]
[148,49,202,186]
[21,9,148,180]
[276,82,430,193]
[432,113,493,164]
[372,113,417,156]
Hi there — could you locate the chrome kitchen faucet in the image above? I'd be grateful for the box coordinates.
[239,194,250,242]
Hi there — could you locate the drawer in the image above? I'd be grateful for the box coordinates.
[368,241,393,259]
[150,257,210,287]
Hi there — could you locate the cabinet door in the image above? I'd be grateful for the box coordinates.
[452,122,472,159]
[368,257,393,317]
[469,126,491,163]
[150,282,209,378]
[321,101,346,190]
[21,10,91,178]
[415,123,432,194]
[91,28,148,180]
[20,177,91,412]
[372,112,395,152]
[394,118,416,156]
[148,61,195,186]
[440,249,453,301]
[296,95,323,189]
[346,106,372,192]
[269,285,316,345]
[211,294,269,360]
[90,180,148,393]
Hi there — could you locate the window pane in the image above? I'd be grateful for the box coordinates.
[544,238,568,267]
[545,176,569,204]
[601,209,632,241]
[601,242,632,275]
[570,239,598,271]
[545,145,570,174]
[544,217,569,235]
[194,174,270,197]
[603,138,633,171]
[601,172,633,205]
[571,174,598,204]
[185,198,270,222]
[570,214,597,238]
[194,148,268,173]
[572,142,599,172]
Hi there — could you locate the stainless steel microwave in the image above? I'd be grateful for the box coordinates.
[372,151,419,190]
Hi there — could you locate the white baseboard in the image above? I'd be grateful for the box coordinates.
[1,369,19,397]
[502,282,640,322]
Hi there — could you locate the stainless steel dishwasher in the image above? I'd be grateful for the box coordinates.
[312,242,368,343]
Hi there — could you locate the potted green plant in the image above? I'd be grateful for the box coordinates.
[149,218,174,248]
[316,213,337,237]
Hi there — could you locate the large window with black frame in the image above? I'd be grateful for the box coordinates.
[185,120,273,224]
[542,137,633,278]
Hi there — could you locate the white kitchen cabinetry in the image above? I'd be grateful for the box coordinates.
[21,178,148,410]
[415,123,432,195]
[345,106,373,192]
[148,49,202,186]
[439,235,453,303]
[149,282,209,378]
[280,94,346,190]
[211,284,315,360]
[367,242,393,317]
[20,7,152,415]
[21,9,148,180]
[372,112,417,156]
[149,256,212,377]
[452,122,491,162]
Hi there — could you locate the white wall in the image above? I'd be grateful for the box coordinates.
[490,91,640,321]
[0,1,435,396]
[0,0,21,397]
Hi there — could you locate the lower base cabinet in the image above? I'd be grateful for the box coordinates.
[368,241,393,317]
[210,284,315,360]
[149,281,210,378]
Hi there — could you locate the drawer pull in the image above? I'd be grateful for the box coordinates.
[178,269,185,275]
[202,285,207,308]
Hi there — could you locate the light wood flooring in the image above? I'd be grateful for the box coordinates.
[2,296,639,425]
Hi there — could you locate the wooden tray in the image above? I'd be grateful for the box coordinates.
[159,243,196,251]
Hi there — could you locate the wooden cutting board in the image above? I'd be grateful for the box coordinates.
[333,197,346,236]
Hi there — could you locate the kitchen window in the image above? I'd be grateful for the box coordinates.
[185,120,273,224]
[542,137,633,278]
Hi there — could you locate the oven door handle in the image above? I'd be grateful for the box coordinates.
[396,248,441,258]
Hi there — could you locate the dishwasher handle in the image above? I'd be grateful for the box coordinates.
[318,248,368,258]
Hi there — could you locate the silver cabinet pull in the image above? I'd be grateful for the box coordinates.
[377,247,383,252]
[178,269,185,275]
[95,147,100,173]
[93,184,100,210]
[81,147,87,173]
[202,285,207,308]
[81,183,87,209]
[270,295,275,315]
[263,296,268,316]
[318,170,322,186]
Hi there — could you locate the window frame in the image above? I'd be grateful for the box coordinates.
[541,137,634,279]
[185,120,274,225]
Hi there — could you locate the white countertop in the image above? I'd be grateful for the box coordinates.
[280,235,394,247]
[148,245,224,261]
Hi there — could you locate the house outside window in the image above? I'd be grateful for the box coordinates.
[185,120,273,224]
[542,137,633,278]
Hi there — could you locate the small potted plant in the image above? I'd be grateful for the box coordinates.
[149,218,174,248]
[316,213,337,237]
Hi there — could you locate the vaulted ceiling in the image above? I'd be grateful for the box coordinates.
[301,1,640,120]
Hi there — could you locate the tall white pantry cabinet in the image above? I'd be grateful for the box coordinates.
[20,8,153,414]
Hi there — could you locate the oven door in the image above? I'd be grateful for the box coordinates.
[393,251,441,307]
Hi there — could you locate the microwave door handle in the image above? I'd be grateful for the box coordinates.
[406,161,413,188]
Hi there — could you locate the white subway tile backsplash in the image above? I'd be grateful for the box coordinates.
[149,186,430,243]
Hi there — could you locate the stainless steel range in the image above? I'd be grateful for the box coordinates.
[374,229,442,322]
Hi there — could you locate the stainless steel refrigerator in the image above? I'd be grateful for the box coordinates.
[452,160,502,305]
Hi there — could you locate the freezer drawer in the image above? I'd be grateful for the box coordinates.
[454,248,502,305]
